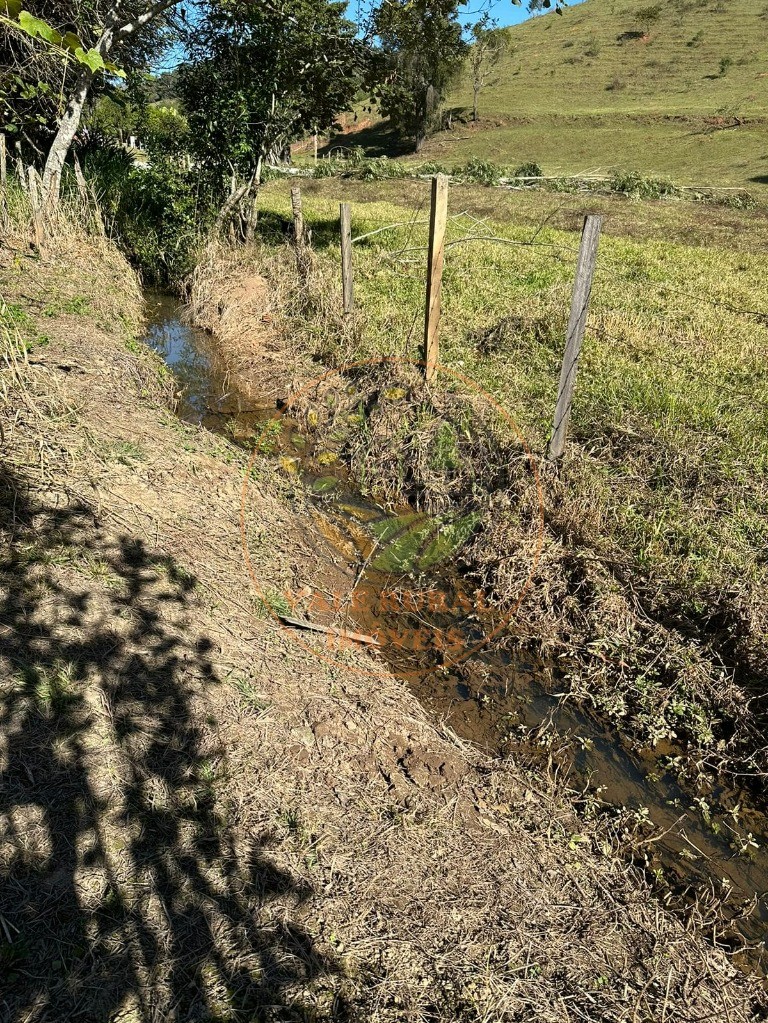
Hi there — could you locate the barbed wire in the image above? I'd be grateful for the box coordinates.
[348,202,768,327]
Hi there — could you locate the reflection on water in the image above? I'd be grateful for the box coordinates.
[144,291,226,425]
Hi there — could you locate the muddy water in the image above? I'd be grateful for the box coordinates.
[143,293,768,973]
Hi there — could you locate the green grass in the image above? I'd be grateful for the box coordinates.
[0,301,50,352]
[255,177,768,764]
[328,0,768,189]
[454,0,768,118]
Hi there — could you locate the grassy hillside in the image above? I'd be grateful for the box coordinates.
[333,0,768,188]
[455,0,768,117]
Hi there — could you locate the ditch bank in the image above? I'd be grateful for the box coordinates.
[184,239,768,975]
[4,228,766,1019]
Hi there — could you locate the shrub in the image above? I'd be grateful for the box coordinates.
[354,157,409,181]
[511,161,543,180]
[458,158,501,186]
[609,170,678,199]
[719,56,733,76]
[142,106,190,159]
[636,4,662,34]
[418,161,451,176]
[606,76,627,91]
[313,158,343,178]
[585,36,601,57]
[346,145,366,166]
[84,150,209,285]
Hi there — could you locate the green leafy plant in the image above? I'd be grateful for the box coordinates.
[458,156,501,185]
[0,2,123,75]
[85,150,208,284]
[512,161,543,179]
[609,170,678,199]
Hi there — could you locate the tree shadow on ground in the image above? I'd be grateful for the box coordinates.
[0,464,348,1022]
[319,121,412,160]
[255,211,342,251]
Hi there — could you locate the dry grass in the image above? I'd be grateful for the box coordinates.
[186,237,334,401]
[2,216,767,1019]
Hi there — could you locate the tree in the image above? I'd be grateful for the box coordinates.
[0,1,183,201]
[39,1,184,201]
[466,15,508,123]
[368,0,465,152]
[0,1,130,156]
[179,0,364,234]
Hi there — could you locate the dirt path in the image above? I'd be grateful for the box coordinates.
[1,232,765,1021]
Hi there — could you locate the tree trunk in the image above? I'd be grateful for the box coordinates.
[42,66,95,200]
[40,0,180,206]
[473,85,479,122]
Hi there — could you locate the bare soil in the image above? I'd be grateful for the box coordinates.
[1,230,766,1021]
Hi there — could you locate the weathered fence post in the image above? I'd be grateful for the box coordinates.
[0,135,7,232]
[423,174,448,382]
[27,166,44,249]
[340,202,354,315]
[290,185,304,247]
[547,214,603,460]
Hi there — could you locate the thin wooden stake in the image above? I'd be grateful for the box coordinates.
[27,166,44,249]
[340,202,354,315]
[423,174,448,382]
[290,185,304,247]
[0,135,7,232]
[547,214,603,460]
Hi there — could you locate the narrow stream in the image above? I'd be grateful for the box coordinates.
[143,292,768,975]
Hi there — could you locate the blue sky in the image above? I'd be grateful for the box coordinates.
[460,0,585,29]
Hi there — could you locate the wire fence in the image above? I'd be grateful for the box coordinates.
[292,176,767,459]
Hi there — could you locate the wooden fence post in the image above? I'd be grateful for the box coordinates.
[423,174,448,382]
[340,202,354,315]
[547,214,603,460]
[27,166,44,249]
[0,135,7,232]
[290,185,304,247]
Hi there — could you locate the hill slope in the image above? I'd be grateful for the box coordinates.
[454,0,768,118]
[338,0,768,188]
